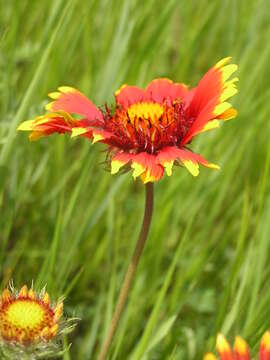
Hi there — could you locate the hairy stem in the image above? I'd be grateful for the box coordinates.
[97,182,154,360]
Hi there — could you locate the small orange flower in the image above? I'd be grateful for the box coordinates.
[204,332,270,360]
[18,57,238,183]
[0,285,62,345]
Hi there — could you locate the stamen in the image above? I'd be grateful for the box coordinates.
[103,99,196,154]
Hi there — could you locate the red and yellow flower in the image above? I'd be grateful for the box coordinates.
[18,57,238,183]
[204,332,270,360]
[0,285,63,345]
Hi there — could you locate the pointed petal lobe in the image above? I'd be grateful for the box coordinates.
[115,85,145,108]
[181,57,238,145]
[233,336,251,360]
[46,86,103,121]
[157,146,219,177]
[145,78,188,103]
[260,331,270,360]
[216,334,234,360]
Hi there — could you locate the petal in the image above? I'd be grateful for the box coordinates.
[71,127,89,138]
[46,86,103,121]
[181,57,238,145]
[111,151,164,183]
[233,336,251,360]
[200,119,220,133]
[216,334,234,360]
[131,152,164,183]
[2,289,11,303]
[92,129,114,144]
[218,108,238,120]
[115,84,145,108]
[17,112,77,141]
[203,354,217,360]
[71,127,114,144]
[145,78,188,103]
[111,152,134,174]
[260,331,270,360]
[157,146,219,177]
[18,285,28,298]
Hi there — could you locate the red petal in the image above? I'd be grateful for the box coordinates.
[111,151,164,183]
[260,332,270,360]
[115,85,145,108]
[216,334,234,360]
[145,78,188,104]
[46,86,103,121]
[17,113,77,141]
[111,152,134,174]
[181,58,238,145]
[131,152,164,183]
[157,146,219,177]
[233,336,251,360]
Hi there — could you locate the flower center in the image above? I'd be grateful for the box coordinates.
[127,102,164,125]
[6,300,45,329]
[105,100,194,154]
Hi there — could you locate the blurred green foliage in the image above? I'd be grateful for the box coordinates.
[1,0,270,359]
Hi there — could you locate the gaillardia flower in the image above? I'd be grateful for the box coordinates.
[204,332,270,360]
[18,57,238,183]
[0,285,68,358]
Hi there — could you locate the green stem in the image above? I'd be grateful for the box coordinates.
[97,182,154,360]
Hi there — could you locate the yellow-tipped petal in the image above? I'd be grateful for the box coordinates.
[214,102,232,116]
[54,302,63,322]
[45,102,54,111]
[206,163,220,170]
[225,77,239,86]
[219,108,238,121]
[215,57,232,69]
[261,331,270,351]
[50,324,59,337]
[58,86,75,93]
[234,336,248,354]
[111,160,124,174]
[92,133,104,143]
[182,160,199,176]
[28,288,35,300]
[216,333,230,353]
[19,285,28,298]
[131,162,145,179]
[43,292,50,305]
[163,160,174,176]
[141,170,154,184]
[29,131,44,141]
[221,64,238,82]
[203,353,217,360]
[220,87,238,102]
[48,92,60,99]
[71,127,88,138]
[2,289,11,302]
[115,84,127,96]
[17,120,35,131]
[201,120,220,133]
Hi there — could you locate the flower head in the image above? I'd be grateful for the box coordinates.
[203,332,270,360]
[18,57,238,183]
[0,284,71,358]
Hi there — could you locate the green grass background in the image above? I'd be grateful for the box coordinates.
[1,0,270,359]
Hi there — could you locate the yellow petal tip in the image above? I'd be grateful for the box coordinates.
[45,102,53,111]
[17,120,35,131]
[58,86,75,93]
[203,353,217,360]
[92,133,104,143]
[71,127,87,138]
